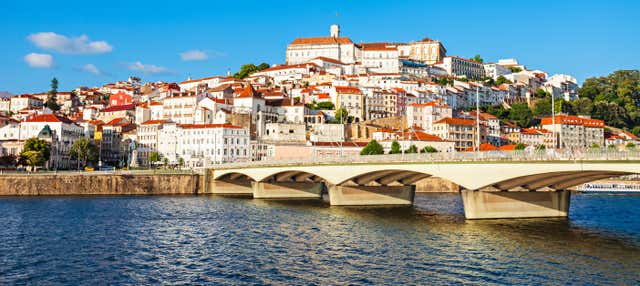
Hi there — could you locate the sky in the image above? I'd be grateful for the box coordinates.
[0,0,638,94]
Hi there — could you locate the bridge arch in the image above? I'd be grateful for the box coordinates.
[214,172,257,182]
[259,170,330,184]
[337,169,433,186]
[481,170,633,191]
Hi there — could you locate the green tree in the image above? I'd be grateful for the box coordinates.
[514,143,526,150]
[389,140,402,154]
[536,144,546,151]
[508,103,533,127]
[535,88,550,98]
[567,98,592,115]
[232,62,270,79]
[421,146,438,153]
[405,144,418,154]
[68,138,99,170]
[471,54,484,63]
[495,75,511,85]
[315,101,335,110]
[0,155,17,167]
[148,151,161,168]
[21,151,44,169]
[46,77,61,111]
[626,142,636,149]
[21,138,51,169]
[333,107,349,124]
[178,157,184,168]
[163,157,169,168]
[508,66,522,73]
[486,105,509,120]
[360,140,384,155]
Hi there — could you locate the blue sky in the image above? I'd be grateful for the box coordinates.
[0,0,638,94]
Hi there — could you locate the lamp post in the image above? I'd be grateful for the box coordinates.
[475,85,480,158]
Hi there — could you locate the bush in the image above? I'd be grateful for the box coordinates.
[421,146,438,153]
[389,140,402,154]
[405,144,418,154]
[360,140,384,155]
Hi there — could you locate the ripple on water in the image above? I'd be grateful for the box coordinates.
[0,193,639,285]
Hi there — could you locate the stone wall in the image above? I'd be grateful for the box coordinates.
[415,177,460,193]
[0,174,201,196]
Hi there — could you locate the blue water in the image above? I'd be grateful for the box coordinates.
[0,193,639,285]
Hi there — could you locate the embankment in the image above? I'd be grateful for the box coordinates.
[0,173,201,196]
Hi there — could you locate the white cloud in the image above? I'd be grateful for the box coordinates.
[128,61,169,74]
[27,32,112,54]
[24,53,53,68]
[180,50,208,61]
[82,64,102,75]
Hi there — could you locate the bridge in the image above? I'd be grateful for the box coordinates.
[203,153,640,219]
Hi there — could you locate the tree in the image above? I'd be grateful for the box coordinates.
[421,146,438,153]
[471,54,484,63]
[232,62,270,79]
[21,138,51,169]
[535,88,550,98]
[46,77,61,111]
[405,144,418,154]
[508,103,533,128]
[389,140,402,154]
[163,157,169,168]
[570,97,593,115]
[590,143,601,149]
[626,142,636,149]
[360,140,384,155]
[21,151,44,170]
[178,157,184,168]
[148,152,161,167]
[333,107,349,124]
[536,144,546,151]
[496,75,512,85]
[68,138,99,170]
[315,101,335,110]
[508,66,523,73]
[514,143,526,150]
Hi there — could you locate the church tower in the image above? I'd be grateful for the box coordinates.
[330,24,340,38]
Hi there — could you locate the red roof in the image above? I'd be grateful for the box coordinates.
[141,119,168,125]
[311,56,345,65]
[237,84,258,98]
[401,131,444,142]
[334,86,362,94]
[359,42,398,51]
[540,115,604,128]
[24,114,74,124]
[259,63,319,73]
[499,144,519,151]
[435,117,475,126]
[464,143,498,152]
[177,123,243,129]
[290,37,353,45]
[102,104,136,112]
[411,101,449,108]
[312,141,369,147]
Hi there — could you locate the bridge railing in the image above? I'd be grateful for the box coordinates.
[211,149,640,169]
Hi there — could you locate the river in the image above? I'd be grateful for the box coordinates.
[0,193,638,285]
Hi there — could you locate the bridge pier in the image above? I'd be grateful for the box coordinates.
[460,189,570,219]
[252,182,323,199]
[209,180,253,196]
[328,185,416,206]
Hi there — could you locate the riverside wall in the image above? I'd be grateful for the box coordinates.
[0,173,201,196]
[415,177,460,193]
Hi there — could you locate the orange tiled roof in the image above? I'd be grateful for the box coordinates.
[435,117,475,126]
[177,123,243,129]
[290,37,353,45]
[334,86,362,94]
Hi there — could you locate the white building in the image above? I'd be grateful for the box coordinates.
[437,56,486,80]
[359,43,400,74]
[158,123,250,166]
[286,25,357,65]
[407,102,453,133]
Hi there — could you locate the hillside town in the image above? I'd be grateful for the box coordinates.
[1,25,637,169]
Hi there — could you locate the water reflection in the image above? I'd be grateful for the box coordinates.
[0,193,638,284]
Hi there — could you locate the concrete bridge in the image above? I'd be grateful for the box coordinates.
[204,161,640,219]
